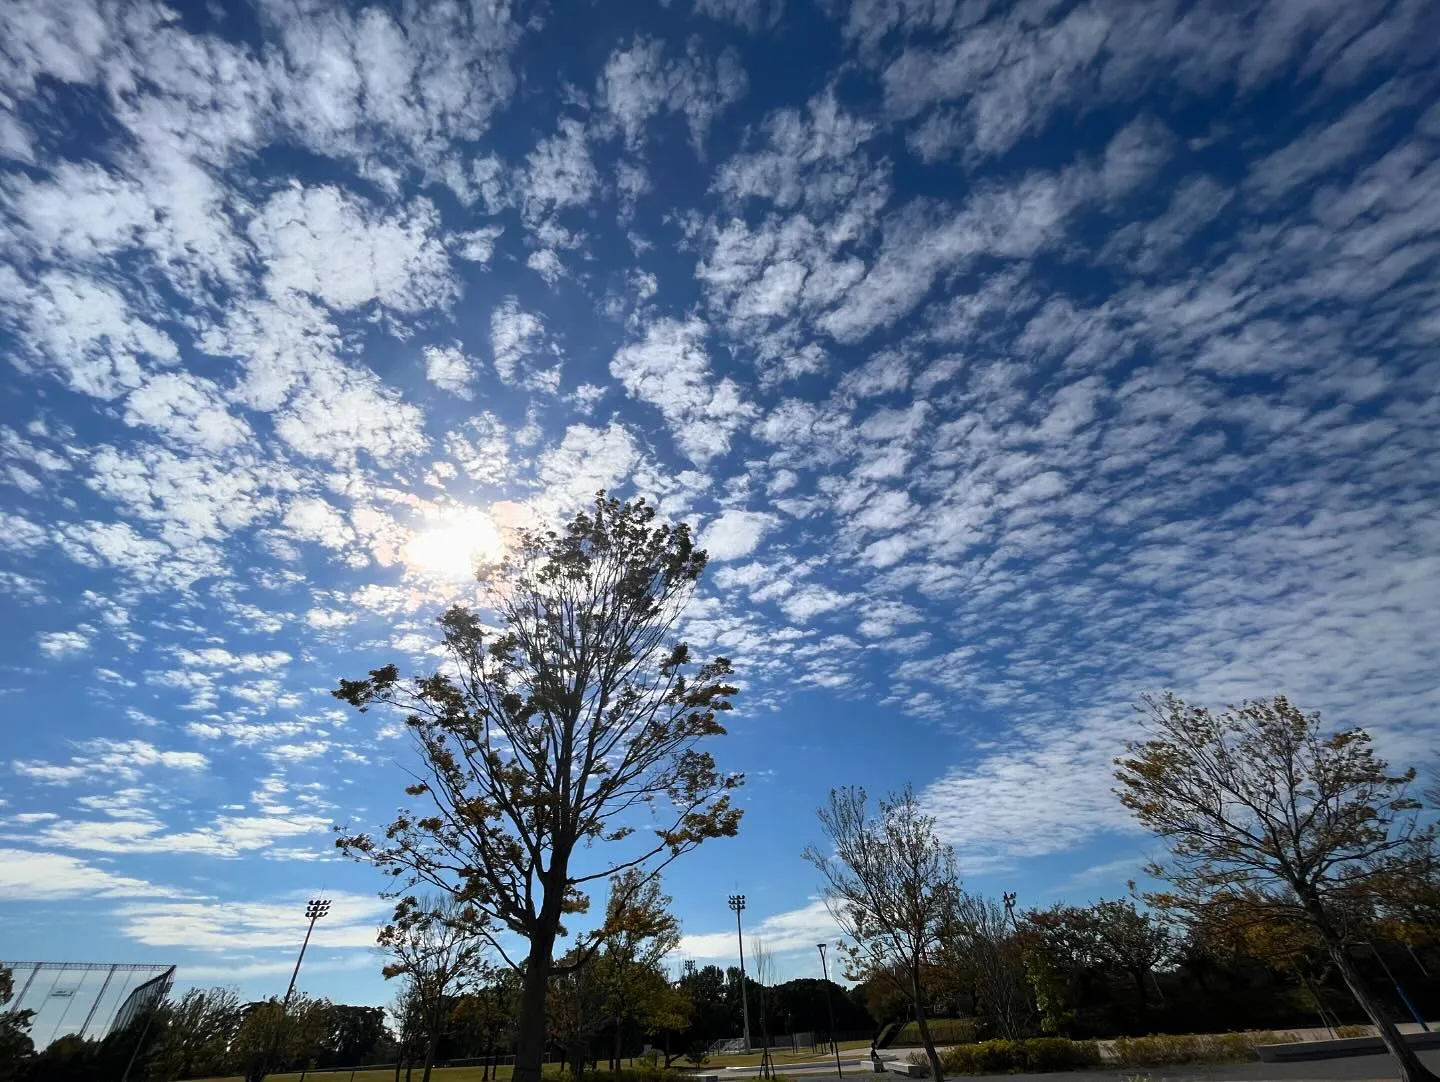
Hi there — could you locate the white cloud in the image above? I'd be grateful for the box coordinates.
[598,36,747,152]
[283,497,355,550]
[116,891,390,950]
[680,898,841,960]
[124,372,251,452]
[523,118,597,222]
[536,423,643,510]
[490,299,549,387]
[0,268,177,399]
[14,738,208,786]
[0,848,184,900]
[38,811,330,858]
[250,183,456,312]
[423,344,477,398]
[611,318,756,464]
[37,629,92,659]
[702,510,777,561]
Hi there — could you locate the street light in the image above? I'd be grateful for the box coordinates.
[728,895,752,1053]
[1002,892,1018,932]
[268,898,330,1077]
[817,943,843,1079]
[285,899,332,1007]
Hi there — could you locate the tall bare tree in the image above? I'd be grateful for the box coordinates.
[336,494,743,1082]
[804,785,957,1082]
[379,896,490,1082]
[749,938,776,1079]
[937,891,1034,1039]
[1115,693,1436,1082]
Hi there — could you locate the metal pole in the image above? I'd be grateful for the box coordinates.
[81,964,120,1039]
[1363,942,1429,1032]
[269,898,331,1075]
[1404,942,1430,977]
[284,904,327,1008]
[729,895,752,1053]
[15,963,41,1008]
[119,1005,158,1082]
[817,943,843,1078]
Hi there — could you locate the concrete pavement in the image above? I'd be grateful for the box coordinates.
[713,1047,1440,1081]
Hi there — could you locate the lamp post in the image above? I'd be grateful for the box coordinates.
[269,898,330,1075]
[728,895,752,1053]
[817,943,843,1078]
[285,899,332,1007]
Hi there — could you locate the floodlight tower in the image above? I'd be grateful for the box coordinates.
[728,894,752,1053]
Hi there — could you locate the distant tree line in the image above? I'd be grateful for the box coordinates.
[0,980,389,1082]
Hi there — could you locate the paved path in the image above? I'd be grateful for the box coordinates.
[717,1048,1440,1081]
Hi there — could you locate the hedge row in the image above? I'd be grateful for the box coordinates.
[909,1037,1103,1075]
[902,1029,1320,1075]
[1108,1031,1301,1067]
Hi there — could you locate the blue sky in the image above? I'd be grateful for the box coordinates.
[2,0,1439,1019]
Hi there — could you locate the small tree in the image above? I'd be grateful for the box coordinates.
[388,985,428,1082]
[379,896,489,1082]
[1115,693,1436,1082]
[0,965,35,1082]
[1086,897,1176,1019]
[937,891,1034,1039]
[230,996,333,1082]
[594,870,682,1069]
[550,949,604,1077]
[749,938,776,1079]
[803,785,956,1082]
[336,494,743,1082]
[148,986,241,1081]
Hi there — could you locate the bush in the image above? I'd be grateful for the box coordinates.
[923,1037,1102,1075]
[1108,1032,1294,1068]
[1020,1037,1102,1072]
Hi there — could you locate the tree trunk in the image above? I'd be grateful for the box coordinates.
[1306,898,1438,1082]
[910,967,944,1081]
[421,1021,440,1082]
[513,923,559,1082]
[1133,969,1147,1018]
[612,1021,622,1072]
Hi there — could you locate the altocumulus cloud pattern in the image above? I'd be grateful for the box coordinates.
[1,0,1439,997]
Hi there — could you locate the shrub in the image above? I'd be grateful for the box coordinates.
[1020,1037,1102,1071]
[931,1038,1102,1075]
[683,1042,711,1067]
[1108,1032,1292,1068]
[1335,1025,1373,1039]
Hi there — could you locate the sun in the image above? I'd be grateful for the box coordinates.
[402,506,506,583]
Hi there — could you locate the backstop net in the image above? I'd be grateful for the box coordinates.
[3,962,176,1049]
